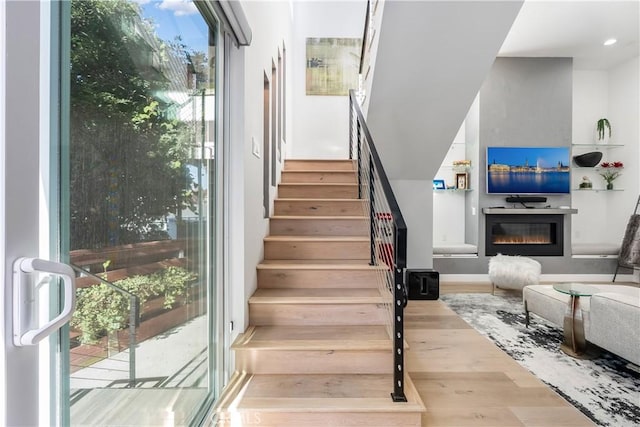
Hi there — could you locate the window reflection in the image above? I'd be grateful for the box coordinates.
[67,1,216,424]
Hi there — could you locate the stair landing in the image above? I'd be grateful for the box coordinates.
[217,373,423,427]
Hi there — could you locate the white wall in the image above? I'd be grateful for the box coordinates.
[433,125,466,245]
[572,57,640,246]
[608,56,640,237]
[571,70,610,244]
[572,71,609,144]
[291,1,365,159]
[230,1,293,344]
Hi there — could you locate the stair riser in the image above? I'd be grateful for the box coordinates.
[274,200,365,216]
[264,241,369,260]
[249,303,387,326]
[281,171,357,184]
[257,269,380,288]
[218,411,420,427]
[284,160,355,171]
[278,185,358,199]
[270,218,368,236]
[235,350,392,374]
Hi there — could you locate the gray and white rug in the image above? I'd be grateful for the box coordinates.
[440,293,640,427]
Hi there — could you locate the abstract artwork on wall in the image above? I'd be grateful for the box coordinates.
[306,38,361,96]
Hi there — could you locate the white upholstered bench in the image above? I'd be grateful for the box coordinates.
[433,243,478,258]
[572,243,620,258]
[488,254,541,294]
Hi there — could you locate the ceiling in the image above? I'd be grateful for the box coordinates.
[499,0,640,70]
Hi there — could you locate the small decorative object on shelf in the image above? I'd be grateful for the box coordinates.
[456,173,468,190]
[579,176,592,189]
[599,161,623,190]
[596,118,611,142]
[573,151,603,167]
[452,159,471,172]
[433,179,445,190]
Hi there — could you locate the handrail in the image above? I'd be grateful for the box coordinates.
[349,90,407,259]
[359,0,370,75]
[349,89,408,402]
[70,264,140,388]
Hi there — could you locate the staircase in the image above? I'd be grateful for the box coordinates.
[215,159,424,426]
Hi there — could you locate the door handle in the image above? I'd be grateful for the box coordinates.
[13,257,76,347]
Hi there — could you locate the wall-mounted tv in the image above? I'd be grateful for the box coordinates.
[486,146,570,194]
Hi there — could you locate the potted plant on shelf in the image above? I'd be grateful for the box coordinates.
[599,161,623,190]
[596,118,611,142]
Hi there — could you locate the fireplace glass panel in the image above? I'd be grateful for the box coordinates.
[491,223,555,245]
[485,214,564,256]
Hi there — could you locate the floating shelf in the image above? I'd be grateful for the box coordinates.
[572,143,624,148]
[434,188,473,192]
[573,188,624,192]
[482,208,578,215]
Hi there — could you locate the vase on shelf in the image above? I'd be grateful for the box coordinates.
[606,182,614,190]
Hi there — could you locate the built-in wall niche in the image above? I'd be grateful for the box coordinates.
[571,143,625,192]
[433,122,477,254]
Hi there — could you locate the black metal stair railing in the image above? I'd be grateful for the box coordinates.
[349,89,408,402]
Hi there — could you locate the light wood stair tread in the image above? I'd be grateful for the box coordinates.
[264,235,369,242]
[270,215,367,220]
[249,288,385,304]
[282,169,356,172]
[233,325,391,350]
[276,198,365,202]
[232,374,424,412]
[279,182,357,185]
[258,260,386,268]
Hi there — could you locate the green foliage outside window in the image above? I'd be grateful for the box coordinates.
[71,266,197,344]
[69,0,208,249]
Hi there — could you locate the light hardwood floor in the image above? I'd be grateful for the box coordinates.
[216,157,610,426]
[405,291,596,427]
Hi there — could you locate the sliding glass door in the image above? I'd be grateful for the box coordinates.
[64,1,222,424]
[2,1,224,425]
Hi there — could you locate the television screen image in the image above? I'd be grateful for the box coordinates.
[486,146,570,194]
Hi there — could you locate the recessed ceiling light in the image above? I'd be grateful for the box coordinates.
[604,38,617,46]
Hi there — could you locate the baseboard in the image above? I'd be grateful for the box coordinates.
[571,255,618,259]
[439,274,490,283]
[433,254,478,259]
[439,273,637,284]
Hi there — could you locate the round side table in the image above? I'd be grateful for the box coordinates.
[552,283,598,358]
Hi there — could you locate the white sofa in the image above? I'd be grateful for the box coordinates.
[523,284,640,366]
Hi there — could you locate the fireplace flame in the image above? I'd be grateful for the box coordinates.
[493,235,551,244]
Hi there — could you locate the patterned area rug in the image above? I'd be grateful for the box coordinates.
[440,293,640,427]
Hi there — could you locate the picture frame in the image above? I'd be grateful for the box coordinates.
[306,38,361,96]
[433,179,445,190]
[456,173,468,190]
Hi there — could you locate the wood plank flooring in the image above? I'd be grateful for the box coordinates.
[405,299,596,427]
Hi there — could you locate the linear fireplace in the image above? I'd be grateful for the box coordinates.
[485,214,564,256]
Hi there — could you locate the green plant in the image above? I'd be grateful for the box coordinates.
[71,266,196,344]
[596,118,611,140]
[599,161,623,185]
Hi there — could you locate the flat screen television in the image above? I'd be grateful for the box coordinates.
[486,146,570,194]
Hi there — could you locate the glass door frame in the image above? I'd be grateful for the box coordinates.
[2,1,230,425]
[1,1,62,425]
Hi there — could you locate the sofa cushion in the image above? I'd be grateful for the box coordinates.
[523,284,640,365]
[589,290,640,365]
